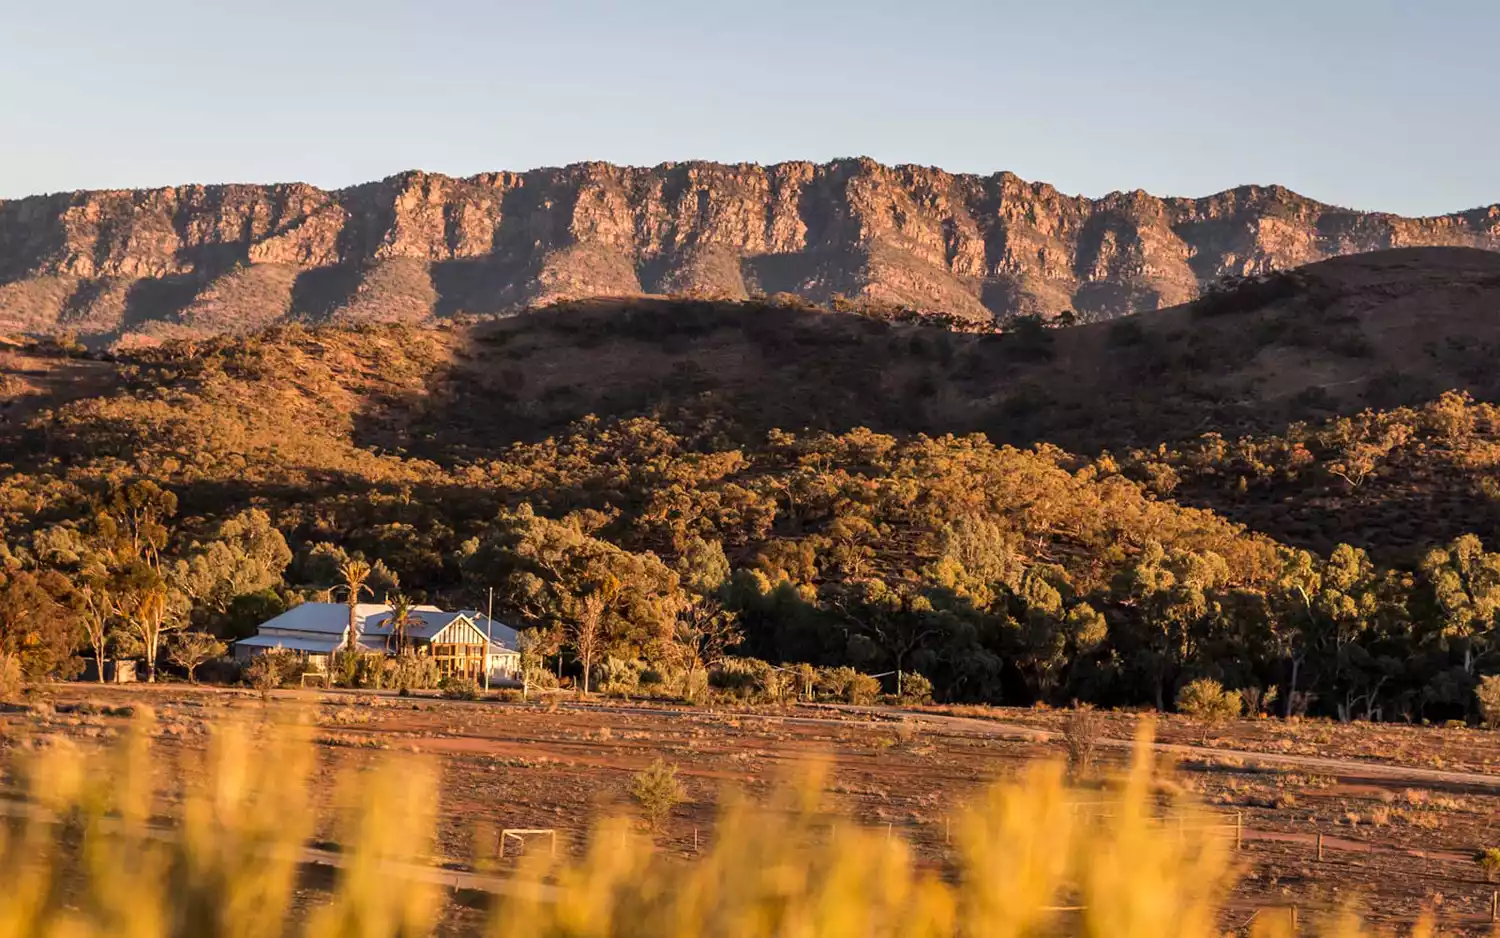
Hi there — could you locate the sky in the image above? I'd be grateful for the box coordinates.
[2,0,1495,215]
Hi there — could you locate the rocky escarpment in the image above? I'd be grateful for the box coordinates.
[2,158,1498,342]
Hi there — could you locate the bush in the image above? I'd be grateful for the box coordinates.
[1176,679,1242,723]
[524,666,560,690]
[897,671,934,705]
[1476,847,1500,882]
[0,653,22,701]
[440,676,480,700]
[388,656,440,693]
[710,657,774,702]
[816,666,881,705]
[353,653,388,690]
[1063,705,1103,776]
[596,657,643,697]
[1476,675,1500,727]
[245,654,283,693]
[629,758,686,832]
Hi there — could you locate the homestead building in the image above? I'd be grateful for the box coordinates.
[235,602,520,683]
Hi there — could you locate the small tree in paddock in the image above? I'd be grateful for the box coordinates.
[1063,705,1103,777]
[629,759,686,832]
[167,631,226,683]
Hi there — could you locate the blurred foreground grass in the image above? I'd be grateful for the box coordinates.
[0,715,1413,937]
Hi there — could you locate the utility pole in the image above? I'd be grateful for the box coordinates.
[484,586,495,693]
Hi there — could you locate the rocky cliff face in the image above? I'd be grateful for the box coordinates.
[2,158,1498,342]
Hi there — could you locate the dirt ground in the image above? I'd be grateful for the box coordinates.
[9,685,1500,935]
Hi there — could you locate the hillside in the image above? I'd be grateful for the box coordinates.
[9,246,1500,712]
[2,160,1498,344]
[6,247,1500,564]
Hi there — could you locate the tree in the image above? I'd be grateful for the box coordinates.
[167,630,226,683]
[0,570,83,681]
[170,509,291,619]
[1421,535,1500,674]
[629,759,686,832]
[338,559,374,651]
[128,585,185,683]
[1176,678,1242,725]
[1477,674,1500,727]
[78,581,115,684]
[672,596,743,686]
[106,480,177,571]
[570,591,607,695]
[383,593,415,656]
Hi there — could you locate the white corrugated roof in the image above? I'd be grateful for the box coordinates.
[236,634,343,653]
[256,602,387,635]
[244,602,524,656]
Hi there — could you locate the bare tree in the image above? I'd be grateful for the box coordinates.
[167,631,226,683]
[673,596,742,686]
[79,583,114,683]
[569,592,606,695]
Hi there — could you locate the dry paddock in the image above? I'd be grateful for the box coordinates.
[8,683,1500,935]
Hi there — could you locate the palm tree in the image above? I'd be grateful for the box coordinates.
[338,559,373,651]
[385,592,414,656]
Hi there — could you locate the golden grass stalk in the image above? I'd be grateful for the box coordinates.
[0,715,1416,937]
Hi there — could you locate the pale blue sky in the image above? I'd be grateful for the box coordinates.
[3,0,1494,215]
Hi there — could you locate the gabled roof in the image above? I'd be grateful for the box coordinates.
[459,611,521,652]
[244,602,524,654]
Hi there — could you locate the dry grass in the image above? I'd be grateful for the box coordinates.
[0,710,1430,938]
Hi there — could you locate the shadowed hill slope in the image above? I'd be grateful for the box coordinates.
[6,246,1500,566]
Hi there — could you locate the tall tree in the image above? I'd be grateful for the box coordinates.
[78,581,115,684]
[127,585,184,683]
[338,559,374,651]
[570,591,607,695]
[1420,534,1500,673]
[384,593,415,656]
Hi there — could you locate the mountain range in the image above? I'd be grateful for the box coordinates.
[3,159,1499,344]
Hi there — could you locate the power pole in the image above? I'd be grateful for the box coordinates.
[484,586,495,693]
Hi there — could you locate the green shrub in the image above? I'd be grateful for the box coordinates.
[897,671,934,705]
[245,654,284,693]
[710,657,774,701]
[629,759,686,832]
[1476,675,1500,727]
[525,666,560,690]
[388,656,440,692]
[1477,847,1500,882]
[0,653,23,701]
[817,666,881,705]
[1175,679,1242,723]
[440,676,480,700]
[597,657,643,697]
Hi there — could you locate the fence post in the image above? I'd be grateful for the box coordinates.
[1316,832,1324,862]
[1235,811,1243,850]
[1490,889,1497,923]
[945,815,951,845]
[1291,906,1298,933]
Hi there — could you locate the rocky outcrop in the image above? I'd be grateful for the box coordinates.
[2,159,1498,341]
